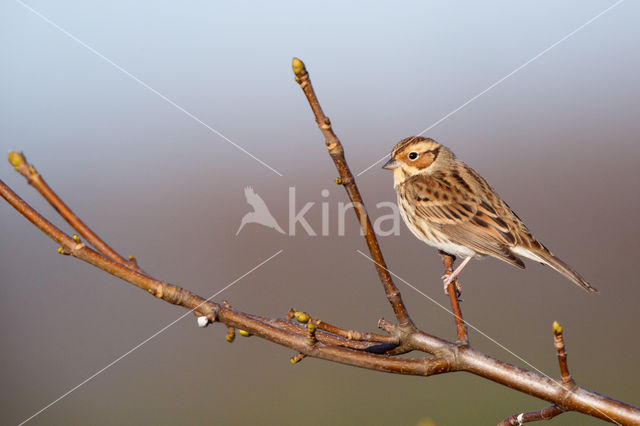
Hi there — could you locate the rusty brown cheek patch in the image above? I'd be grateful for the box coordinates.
[400,147,440,169]
[415,149,440,169]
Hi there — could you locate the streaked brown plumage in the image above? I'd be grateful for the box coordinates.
[383,136,597,292]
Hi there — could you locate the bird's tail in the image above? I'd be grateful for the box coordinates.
[514,247,598,293]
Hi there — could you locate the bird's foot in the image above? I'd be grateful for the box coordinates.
[441,274,462,296]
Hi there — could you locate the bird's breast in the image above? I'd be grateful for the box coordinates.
[396,193,477,258]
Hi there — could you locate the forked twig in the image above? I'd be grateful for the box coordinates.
[315,319,399,345]
[8,151,145,274]
[0,179,436,374]
[498,322,578,425]
[287,309,399,345]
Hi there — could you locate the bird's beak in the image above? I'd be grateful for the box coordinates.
[382,158,399,170]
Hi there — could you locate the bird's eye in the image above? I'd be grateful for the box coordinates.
[408,151,419,161]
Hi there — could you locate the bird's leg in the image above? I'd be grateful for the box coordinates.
[439,251,457,295]
[442,255,472,292]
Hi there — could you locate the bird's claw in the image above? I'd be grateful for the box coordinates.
[442,274,462,296]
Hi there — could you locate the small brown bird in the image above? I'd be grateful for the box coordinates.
[383,136,597,292]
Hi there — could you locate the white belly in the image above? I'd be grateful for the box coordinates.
[423,238,477,258]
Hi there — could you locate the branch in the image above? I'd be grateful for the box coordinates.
[498,322,574,424]
[552,321,573,385]
[498,405,565,425]
[8,151,145,274]
[0,177,448,376]
[440,252,469,344]
[287,309,399,346]
[292,58,415,332]
[497,322,594,424]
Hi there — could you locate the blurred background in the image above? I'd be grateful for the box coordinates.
[1,1,639,424]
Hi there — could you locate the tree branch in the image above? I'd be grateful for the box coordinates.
[292,58,415,331]
[0,177,444,375]
[8,151,145,274]
[497,322,576,424]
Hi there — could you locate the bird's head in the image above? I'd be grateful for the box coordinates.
[382,136,454,185]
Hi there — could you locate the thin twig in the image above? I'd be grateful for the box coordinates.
[8,151,145,274]
[495,323,577,425]
[498,405,565,425]
[440,252,469,344]
[552,321,573,385]
[315,318,399,345]
[286,309,400,351]
[292,58,415,331]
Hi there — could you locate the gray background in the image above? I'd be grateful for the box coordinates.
[1,1,639,425]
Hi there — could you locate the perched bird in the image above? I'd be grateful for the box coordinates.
[236,186,285,235]
[383,136,597,292]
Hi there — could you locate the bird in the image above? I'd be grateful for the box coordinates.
[236,186,285,235]
[382,136,597,293]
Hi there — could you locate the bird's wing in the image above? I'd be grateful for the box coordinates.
[402,173,524,268]
[244,186,270,212]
